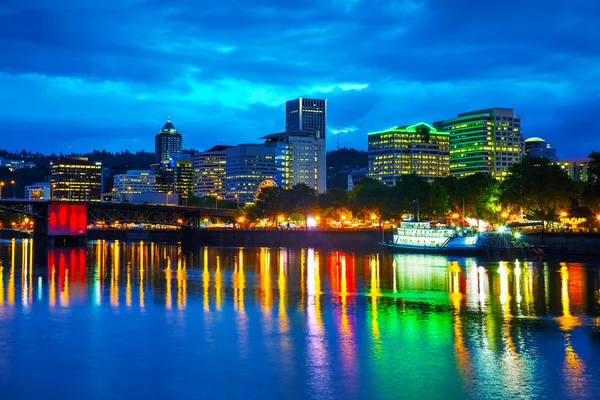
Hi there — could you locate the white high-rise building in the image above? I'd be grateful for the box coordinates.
[263,131,326,193]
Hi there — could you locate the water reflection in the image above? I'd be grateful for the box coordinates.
[0,242,599,398]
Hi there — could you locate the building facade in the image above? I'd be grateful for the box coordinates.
[524,137,558,161]
[155,118,183,163]
[286,98,327,140]
[50,157,102,201]
[194,145,233,198]
[156,155,194,203]
[435,108,524,180]
[262,131,326,193]
[368,123,450,185]
[24,182,51,200]
[556,160,589,182]
[113,170,156,200]
[225,144,278,204]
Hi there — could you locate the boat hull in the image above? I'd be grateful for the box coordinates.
[380,242,485,255]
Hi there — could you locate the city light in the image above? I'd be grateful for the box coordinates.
[514,232,522,239]
[561,211,568,217]
[306,216,317,227]
[501,213,509,218]
[497,226,507,233]
[452,213,459,219]
[177,218,183,224]
[278,215,284,222]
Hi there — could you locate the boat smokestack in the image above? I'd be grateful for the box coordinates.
[413,198,419,222]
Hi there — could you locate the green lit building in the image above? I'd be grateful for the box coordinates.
[368,123,450,186]
[435,108,524,180]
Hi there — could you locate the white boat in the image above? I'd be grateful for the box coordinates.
[382,220,483,254]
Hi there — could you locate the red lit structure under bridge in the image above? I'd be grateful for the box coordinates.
[0,199,236,245]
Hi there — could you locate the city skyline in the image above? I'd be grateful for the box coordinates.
[1,1,598,158]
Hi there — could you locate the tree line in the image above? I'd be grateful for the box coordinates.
[249,152,600,227]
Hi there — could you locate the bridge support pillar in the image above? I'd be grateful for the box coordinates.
[181,226,200,250]
[33,205,49,244]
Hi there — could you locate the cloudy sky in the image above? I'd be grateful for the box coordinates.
[1,0,598,158]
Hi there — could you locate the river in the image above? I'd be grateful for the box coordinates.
[0,239,599,399]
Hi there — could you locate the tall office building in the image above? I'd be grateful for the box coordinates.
[524,137,558,161]
[225,144,278,204]
[262,131,326,193]
[435,108,524,180]
[286,98,327,139]
[194,145,233,198]
[155,118,183,163]
[113,170,156,198]
[50,157,102,201]
[156,155,194,203]
[368,123,450,186]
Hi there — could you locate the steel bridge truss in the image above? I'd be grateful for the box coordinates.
[86,204,236,227]
[0,201,49,219]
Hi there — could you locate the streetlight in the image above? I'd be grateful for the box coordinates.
[0,181,4,198]
[166,191,173,205]
[234,194,239,208]
[215,195,220,209]
[10,180,15,199]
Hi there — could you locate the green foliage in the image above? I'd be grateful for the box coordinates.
[255,186,287,219]
[349,178,393,219]
[454,173,500,221]
[500,157,573,223]
[254,184,318,224]
[582,151,600,213]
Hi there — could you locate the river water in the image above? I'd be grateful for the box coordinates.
[1,239,600,399]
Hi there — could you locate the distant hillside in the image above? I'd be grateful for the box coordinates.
[326,147,368,190]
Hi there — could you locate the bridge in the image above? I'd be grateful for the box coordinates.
[0,199,237,243]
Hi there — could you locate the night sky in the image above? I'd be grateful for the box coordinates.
[1,0,598,158]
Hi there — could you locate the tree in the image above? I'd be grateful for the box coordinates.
[455,173,500,223]
[255,186,286,220]
[349,178,393,221]
[287,183,318,225]
[393,174,431,218]
[318,188,350,222]
[582,151,600,213]
[501,157,573,231]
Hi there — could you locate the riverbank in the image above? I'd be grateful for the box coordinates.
[522,232,600,256]
[5,228,600,256]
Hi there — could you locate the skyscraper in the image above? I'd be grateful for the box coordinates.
[285,97,327,192]
[368,123,450,185]
[435,108,524,180]
[154,118,182,163]
[286,98,327,139]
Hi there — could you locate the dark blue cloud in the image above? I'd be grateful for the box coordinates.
[0,0,598,158]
